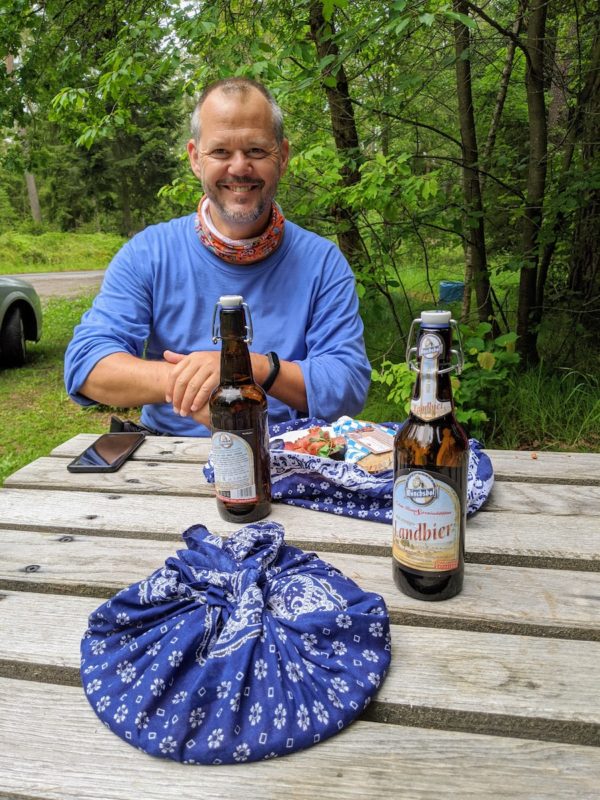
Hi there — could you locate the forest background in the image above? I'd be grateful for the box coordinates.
[0,0,599,481]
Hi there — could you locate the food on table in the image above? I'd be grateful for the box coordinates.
[283,426,347,460]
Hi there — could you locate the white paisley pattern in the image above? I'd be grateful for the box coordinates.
[80,522,391,765]
[267,574,346,620]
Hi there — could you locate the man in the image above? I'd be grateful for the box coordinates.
[64,77,370,435]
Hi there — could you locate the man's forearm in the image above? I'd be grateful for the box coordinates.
[80,351,307,417]
[251,354,307,414]
[79,353,173,407]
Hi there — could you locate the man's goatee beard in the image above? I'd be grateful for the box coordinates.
[210,197,270,229]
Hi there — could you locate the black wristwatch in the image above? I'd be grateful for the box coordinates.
[261,351,280,393]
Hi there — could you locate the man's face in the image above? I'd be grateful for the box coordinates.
[187,88,289,239]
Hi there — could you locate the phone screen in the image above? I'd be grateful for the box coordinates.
[67,432,146,473]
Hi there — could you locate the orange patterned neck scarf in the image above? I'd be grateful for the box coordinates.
[195,196,285,264]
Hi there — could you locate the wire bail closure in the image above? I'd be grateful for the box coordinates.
[211,299,254,345]
[405,316,464,375]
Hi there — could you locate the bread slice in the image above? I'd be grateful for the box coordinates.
[356,450,393,473]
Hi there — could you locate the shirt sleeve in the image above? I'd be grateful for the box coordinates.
[294,247,371,421]
[64,240,154,405]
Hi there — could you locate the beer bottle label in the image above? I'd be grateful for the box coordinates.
[212,430,258,503]
[392,470,461,572]
[411,332,452,421]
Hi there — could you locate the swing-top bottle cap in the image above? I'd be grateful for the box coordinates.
[420,310,452,325]
[219,295,244,307]
[212,295,253,344]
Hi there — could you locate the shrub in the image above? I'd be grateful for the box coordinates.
[372,322,520,439]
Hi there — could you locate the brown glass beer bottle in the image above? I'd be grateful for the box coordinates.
[209,295,271,522]
[392,310,468,600]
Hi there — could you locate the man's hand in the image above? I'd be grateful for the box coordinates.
[164,350,220,417]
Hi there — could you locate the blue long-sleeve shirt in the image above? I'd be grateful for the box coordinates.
[64,214,371,435]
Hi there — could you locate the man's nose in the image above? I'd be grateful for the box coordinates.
[228,150,252,174]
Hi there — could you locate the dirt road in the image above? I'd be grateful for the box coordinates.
[6,270,105,299]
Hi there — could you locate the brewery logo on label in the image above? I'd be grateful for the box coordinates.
[405,471,437,505]
[217,432,233,449]
[419,334,444,359]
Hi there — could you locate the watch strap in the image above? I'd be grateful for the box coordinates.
[261,351,280,393]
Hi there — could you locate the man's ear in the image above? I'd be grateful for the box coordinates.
[187,139,202,180]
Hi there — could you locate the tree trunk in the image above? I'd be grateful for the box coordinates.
[24,171,42,223]
[453,1,498,334]
[480,10,525,195]
[308,1,367,268]
[570,196,600,305]
[568,22,600,310]
[536,18,593,310]
[516,1,548,365]
[120,177,133,237]
[5,54,42,224]
[463,10,523,326]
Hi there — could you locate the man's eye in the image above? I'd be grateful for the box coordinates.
[248,148,267,158]
[211,149,229,157]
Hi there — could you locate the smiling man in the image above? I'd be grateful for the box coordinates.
[64,77,371,435]
[189,84,289,238]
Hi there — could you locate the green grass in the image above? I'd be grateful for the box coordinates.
[0,231,125,274]
[0,293,136,484]
[485,366,600,451]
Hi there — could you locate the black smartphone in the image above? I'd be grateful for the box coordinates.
[67,432,146,473]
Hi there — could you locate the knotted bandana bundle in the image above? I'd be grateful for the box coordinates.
[204,417,494,523]
[195,195,285,264]
[81,522,391,764]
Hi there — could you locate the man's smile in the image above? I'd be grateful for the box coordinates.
[219,181,264,193]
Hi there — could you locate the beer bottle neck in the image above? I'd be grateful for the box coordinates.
[219,307,254,386]
[411,325,455,418]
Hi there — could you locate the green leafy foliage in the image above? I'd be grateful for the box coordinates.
[372,322,520,439]
[451,323,520,435]
[0,0,597,376]
[371,361,415,417]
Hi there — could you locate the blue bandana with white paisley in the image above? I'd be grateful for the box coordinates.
[81,522,391,764]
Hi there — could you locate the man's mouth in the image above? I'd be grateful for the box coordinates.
[219,181,263,193]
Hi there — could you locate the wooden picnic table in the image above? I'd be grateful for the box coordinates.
[0,435,599,799]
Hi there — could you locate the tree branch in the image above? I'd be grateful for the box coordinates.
[480,8,526,193]
[412,153,526,199]
[351,97,462,149]
[464,0,531,65]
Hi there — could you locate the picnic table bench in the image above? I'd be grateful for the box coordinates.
[0,436,599,799]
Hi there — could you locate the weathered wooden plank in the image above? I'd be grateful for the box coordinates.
[484,481,600,515]
[385,626,600,727]
[2,590,598,729]
[51,433,213,464]
[486,449,600,485]
[1,529,598,635]
[466,510,600,568]
[3,456,215,496]
[0,488,598,568]
[7,456,600,516]
[49,437,600,487]
[0,487,388,553]
[1,679,599,800]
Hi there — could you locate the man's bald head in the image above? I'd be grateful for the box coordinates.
[191,78,284,145]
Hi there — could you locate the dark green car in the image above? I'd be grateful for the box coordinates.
[0,276,43,368]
